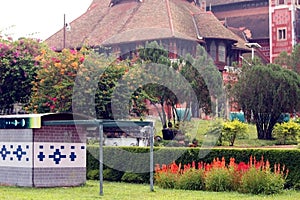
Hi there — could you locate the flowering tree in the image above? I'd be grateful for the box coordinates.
[26,47,86,113]
[0,37,42,114]
[27,47,147,119]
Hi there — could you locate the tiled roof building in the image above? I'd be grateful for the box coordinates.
[46,0,250,71]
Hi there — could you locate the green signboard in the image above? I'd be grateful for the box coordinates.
[0,117,41,129]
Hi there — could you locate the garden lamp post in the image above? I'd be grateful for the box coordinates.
[245,42,262,60]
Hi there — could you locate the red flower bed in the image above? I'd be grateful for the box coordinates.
[155,156,288,194]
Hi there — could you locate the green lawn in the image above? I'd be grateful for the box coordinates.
[0,181,300,200]
[153,118,294,147]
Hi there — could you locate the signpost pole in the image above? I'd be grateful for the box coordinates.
[99,120,104,196]
[149,125,154,192]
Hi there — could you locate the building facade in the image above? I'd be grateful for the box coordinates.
[207,0,300,63]
[269,0,300,62]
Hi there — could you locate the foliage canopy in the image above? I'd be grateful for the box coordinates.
[0,37,42,114]
[233,62,300,139]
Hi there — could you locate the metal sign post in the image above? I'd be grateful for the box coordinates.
[99,121,104,196]
[149,126,154,192]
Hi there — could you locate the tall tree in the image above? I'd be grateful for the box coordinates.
[183,46,224,117]
[234,63,300,139]
[130,42,222,127]
[135,41,181,127]
[0,37,42,114]
[275,44,300,74]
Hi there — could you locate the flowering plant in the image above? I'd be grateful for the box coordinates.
[0,37,42,113]
[155,156,288,194]
[26,47,87,113]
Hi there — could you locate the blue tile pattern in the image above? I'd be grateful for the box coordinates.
[13,145,26,161]
[0,144,30,162]
[35,144,85,166]
[0,145,10,160]
[0,143,85,167]
[49,149,66,164]
[37,152,45,161]
[69,152,77,161]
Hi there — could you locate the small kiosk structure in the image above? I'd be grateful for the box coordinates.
[0,113,154,190]
[0,113,90,187]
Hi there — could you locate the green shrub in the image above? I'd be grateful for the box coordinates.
[273,121,300,145]
[121,172,145,184]
[103,168,124,182]
[205,168,234,192]
[222,119,248,146]
[204,120,223,146]
[155,172,177,189]
[240,167,266,194]
[175,168,205,190]
[240,167,285,194]
[87,169,99,180]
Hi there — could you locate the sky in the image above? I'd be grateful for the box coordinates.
[0,0,93,40]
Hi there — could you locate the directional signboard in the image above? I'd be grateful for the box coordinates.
[0,116,41,129]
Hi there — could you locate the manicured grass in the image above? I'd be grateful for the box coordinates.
[233,123,277,147]
[153,118,296,148]
[0,181,300,200]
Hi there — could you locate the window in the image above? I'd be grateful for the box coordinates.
[278,0,285,5]
[210,41,216,61]
[218,42,226,62]
[278,28,286,40]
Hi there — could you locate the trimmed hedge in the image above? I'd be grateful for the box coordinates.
[87,146,300,188]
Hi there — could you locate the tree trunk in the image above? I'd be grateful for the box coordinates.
[256,121,264,139]
[255,113,279,140]
[151,102,165,128]
[172,104,177,125]
[160,101,167,128]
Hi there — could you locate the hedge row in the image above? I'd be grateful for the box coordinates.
[87,146,300,188]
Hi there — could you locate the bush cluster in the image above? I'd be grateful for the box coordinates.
[240,167,285,194]
[273,121,300,145]
[86,146,300,188]
[87,166,149,184]
[155,156,288,194]
[221,119,248,146]
[204,119,248,146]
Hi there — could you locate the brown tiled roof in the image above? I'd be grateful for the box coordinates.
[46,0,248,50]
[228,26,246,40]
[226,14,269,39]
[193,12,249,50]
[193,12,235,40]
[227,26,249,50]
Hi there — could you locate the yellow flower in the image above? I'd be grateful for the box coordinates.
[71,62,78,69]
[54,62,61,67]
